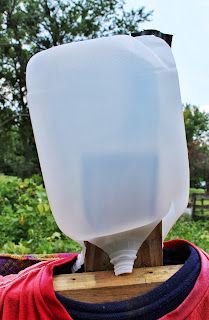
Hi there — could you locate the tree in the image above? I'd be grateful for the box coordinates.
[0,0,152,177]
[184,104,209,145]
[184,105,209,190]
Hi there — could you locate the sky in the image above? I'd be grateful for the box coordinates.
[126,0,209,113]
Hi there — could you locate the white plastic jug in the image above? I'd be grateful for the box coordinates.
[26,34,189,275]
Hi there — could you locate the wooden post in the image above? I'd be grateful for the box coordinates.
[84,222,163,272]
[192,193,196,220]
[84,241,113,272]
[134,222,162,268]
[53,221,174,302]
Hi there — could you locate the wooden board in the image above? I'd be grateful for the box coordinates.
[84,241,113,272]
[84,222,163,272]
[54,264,182,303]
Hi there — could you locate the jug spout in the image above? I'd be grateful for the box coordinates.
[89,220,161,275]
[110,249,138,276]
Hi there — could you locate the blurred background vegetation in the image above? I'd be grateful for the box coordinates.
[0,0,209,254]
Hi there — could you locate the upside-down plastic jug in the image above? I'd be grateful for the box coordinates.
[26,34,189,275]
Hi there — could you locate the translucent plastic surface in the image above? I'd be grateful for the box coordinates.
[26,35,189,274]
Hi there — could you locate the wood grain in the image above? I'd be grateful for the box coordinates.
[54,264,182,303]
[134,222,162,268]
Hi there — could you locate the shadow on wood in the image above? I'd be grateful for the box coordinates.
[84,222,162,272]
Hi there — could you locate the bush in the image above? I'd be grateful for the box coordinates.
[0,175,81,254]
[1,175,208,254]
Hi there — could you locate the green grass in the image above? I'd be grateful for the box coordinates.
[166,215,209,253]
[189,188,205,195]
[196,200,209,205]
[168,188,209,250]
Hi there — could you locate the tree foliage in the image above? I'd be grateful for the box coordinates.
[1,3,209,190]
[184,105,209,190]
[184,104,209,145]
[0,0,152,177]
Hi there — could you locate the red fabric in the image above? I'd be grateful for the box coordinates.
[0,240,209,319]
[162,240,209,319]
[0,255,77,320]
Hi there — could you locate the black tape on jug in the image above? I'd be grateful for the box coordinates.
[131,30,173,47]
